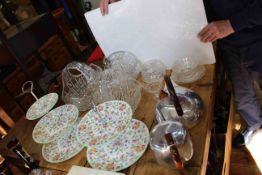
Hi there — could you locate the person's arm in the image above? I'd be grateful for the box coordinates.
[99,0,118,16]
[198,0,262,43]
[198,20,234,43]
[230,0,262,32]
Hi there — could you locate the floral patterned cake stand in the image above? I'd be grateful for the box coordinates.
[86,119,149,171]
[26,93,59,120]
[76,100,132,147]
[42,121,84,163]
[32,104,79,144]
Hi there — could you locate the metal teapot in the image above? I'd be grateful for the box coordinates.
[156,86,204,129]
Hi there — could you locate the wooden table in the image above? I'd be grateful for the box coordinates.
[0,64,216,175]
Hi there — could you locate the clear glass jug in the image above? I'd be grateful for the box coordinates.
[61,61,102,111]
[101,69,141,112]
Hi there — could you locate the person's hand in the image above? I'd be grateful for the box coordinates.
[198,20,235,43]
[100,0,118,16]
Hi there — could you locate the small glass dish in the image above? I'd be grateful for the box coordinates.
[171,57,205,84]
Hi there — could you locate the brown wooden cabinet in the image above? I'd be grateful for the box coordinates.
[39,35,73,71]
[0,34,73,122]
[0,55,43,122]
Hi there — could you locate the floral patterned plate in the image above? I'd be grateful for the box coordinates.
[32,104,79,144]
[76,100,132,147]
[26,93,59,120]
[87,119,149,171]
[42,122,84,163]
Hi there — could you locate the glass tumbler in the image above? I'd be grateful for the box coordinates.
[140,59,166,97]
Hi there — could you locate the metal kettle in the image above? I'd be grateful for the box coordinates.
[150,121,193,170]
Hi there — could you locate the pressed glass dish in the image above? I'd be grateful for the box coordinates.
[171,57,205,84]
[105,51,142,79]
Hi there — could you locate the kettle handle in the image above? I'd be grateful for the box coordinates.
[164,75,184,116]
[164,133,186,175]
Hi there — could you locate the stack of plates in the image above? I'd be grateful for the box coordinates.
[31,99,149,170]
[32,104,79,144]
[26,93,58,120]
[42,122,84,163]
[76,100,149,171]
[86,119,149,171]
[31,103,83,163]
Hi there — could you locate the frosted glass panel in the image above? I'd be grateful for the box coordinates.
[85,0,215,68]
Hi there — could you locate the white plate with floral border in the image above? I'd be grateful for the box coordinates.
[76,100,132,147]
[26,93,59,120]
[42,121,84,163]
[32,104,79,144]
[86,119,149,171]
